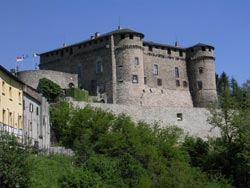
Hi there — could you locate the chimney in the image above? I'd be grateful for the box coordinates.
[118,25,122,30]
[90,36,94,39]
[95,32,100,37]
[63,43,67,47]
[175,41,179,47]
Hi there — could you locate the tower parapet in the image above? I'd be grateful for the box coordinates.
[186,43,217,107]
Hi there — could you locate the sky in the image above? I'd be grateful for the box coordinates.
[0,0,249,84]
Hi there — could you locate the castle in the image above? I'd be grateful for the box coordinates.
[39,27,217,107]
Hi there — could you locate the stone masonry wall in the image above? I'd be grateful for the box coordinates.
[71,101,220,139]
[18,70,78,89]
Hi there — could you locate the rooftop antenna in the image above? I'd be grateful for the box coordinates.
[118,16,122,30]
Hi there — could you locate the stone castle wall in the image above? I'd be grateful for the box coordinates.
[70,101,220,139]
[17,70,78,89]
[39,28,217,108]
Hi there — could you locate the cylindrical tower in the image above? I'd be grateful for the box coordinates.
[187,44,217,107]
[113,30,145,105]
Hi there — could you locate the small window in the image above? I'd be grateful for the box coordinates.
[202,47,206,51]
[176,80,180,87]
[96,61,103,73]
[121,34,125,39]
[18,92,21,103]
[199,67,203,74]
[183,81,188,88]
[2,81,5,93]
[157,79,162,86]
[134,57,139,65]
[149,46,153,51]
[69,48,73,55]
[153,64,158,75]
[129,34,134,39]
[191,48,194,52]
[168,49,171,55]
[132,75,138,83]
[208,48,211,52]
[23,100,25,110]
[9,112,12,126]
[29,103,33,112]
[177,113,183,121]
[9,87,12,98]
[36,107,39,116]
[144,77,147,85]
[175,67,179,78]
[61,50,64,57]
[197,81,203,90]
[179,51,183,57]
[2,109,6,124]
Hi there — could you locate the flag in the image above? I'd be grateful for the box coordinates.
[16,56,24,62]
[33,53,40,57]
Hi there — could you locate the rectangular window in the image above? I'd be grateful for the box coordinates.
[199,67,203,74]
[177,113,183,121]
[197,81,203,90]
[176,80,180,87]
[9,87,12,98]
[157,79,162,86]
[96,61,103,73]
[129,34,134,39]
[18,92,21,103]
[121,34,125,39]
[2,109,6,124]
[175,67,179,78]
[144,77,147,85]
[9,112,12,126]
[183,81,188,88]
[36,107,39,116]
[132,75,138,83]
[153,64,158,75]
[2,81,5,93]
[149,46,153,51]
[91,80,97,95]
[179,51,183,57]
[168,49,171,55]
[134,57,139,65]
[29,103,33,112]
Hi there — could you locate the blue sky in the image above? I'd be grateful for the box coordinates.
[0,0,249,84]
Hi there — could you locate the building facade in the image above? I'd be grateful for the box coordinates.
[23,85,50,149]
[39,28,217,107]
[0,65,23,137]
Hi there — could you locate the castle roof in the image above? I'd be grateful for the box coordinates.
[0,65,25,85]
[190,43,215,50]
[40,28,144,55]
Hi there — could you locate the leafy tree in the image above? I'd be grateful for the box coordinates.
[38,78,63,103]
[0,131,31,188]
[50,103,233,188]
[217,72,230,98]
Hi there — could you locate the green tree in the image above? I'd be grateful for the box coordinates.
[0,131,31,188]
[38,78,63,103]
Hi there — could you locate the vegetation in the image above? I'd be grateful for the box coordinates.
[38,78,63,103]
[0,132,31,188]
[2,71,250,187]
[65,88,89,101]
[48,102,232,188]
[182,72,250,188]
